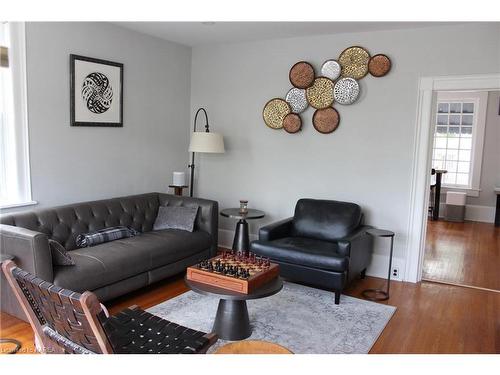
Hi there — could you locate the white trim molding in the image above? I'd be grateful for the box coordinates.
[405,73,500,283]
[0,22,32,208]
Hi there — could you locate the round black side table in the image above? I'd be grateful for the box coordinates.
[185,276,283,341]
[0,253,22,354]
[220,208,265,256]
[362,229,395,302]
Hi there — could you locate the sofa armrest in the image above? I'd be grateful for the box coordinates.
[0,224,54,282]
[157,194,219,257]
[336,225,373,257]
[258,217,294,242]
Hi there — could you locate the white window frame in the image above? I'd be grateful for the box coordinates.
[0,22,35,209]
[434,91,488,196]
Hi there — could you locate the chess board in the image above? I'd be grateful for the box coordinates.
[186,253,280,294]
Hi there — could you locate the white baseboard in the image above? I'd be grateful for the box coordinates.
[218,229,404,281]
[438,203,495,223]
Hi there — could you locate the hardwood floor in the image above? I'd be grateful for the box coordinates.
[423,220,500,291]
[1,274,499,354]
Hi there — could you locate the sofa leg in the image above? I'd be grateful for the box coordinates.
[334,291,341,305]
[360,268,367,279]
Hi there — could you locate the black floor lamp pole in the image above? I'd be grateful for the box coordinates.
[189,108,210,197]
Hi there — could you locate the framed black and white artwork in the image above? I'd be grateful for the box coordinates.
[70,54,123,127]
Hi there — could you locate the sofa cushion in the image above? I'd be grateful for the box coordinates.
[53,229,211,292]
[48,239,75,266]
[291,198,362,242]
[251,237,348,272]
[76,226,140,248]
[153,206,198,232]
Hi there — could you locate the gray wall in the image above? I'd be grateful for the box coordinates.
[466,91,500,207]
[5,22,191,212]
[190,23,500,279]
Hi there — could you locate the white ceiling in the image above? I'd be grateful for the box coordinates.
[115,22,459,47]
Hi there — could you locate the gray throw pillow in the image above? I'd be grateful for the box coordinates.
[48,239,75,266]
[153,205,199,232]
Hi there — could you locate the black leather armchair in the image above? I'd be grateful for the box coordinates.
[250,199,374,304]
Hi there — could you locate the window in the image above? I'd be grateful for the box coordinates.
[431,91,488,191]
[0,22,33,208]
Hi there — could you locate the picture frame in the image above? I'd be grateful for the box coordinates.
[70,54,123,127]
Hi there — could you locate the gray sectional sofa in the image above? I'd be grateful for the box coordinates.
[0,192,218,321]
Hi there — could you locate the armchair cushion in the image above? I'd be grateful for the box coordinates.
[251,237,348,272]
[291,199,362,242]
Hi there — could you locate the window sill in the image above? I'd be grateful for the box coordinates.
[441,186,480,197]
[0,200,38,210]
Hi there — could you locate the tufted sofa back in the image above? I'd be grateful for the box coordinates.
[0,193,159,250]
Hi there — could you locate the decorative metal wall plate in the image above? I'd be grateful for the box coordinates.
[333,77,360,105]
[262,98,291,129]
[338,46,370,79]
[320,60,341,81]
[283,113,302,133]
[369,54,392,77]
[306,77,335,109]
[289,61,315,89]
[313,107,340,134]
[285,88,308,113]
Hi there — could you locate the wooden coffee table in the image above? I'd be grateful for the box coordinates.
[185,276,283,341]
[215,340,292,354]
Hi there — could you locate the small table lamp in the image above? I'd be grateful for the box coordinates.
[188,108,225,197]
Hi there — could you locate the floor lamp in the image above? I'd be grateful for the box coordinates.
[188,108,225,197]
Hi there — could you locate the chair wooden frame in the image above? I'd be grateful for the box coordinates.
[2,260,217,354]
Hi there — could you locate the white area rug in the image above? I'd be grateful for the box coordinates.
[148,281,396,354]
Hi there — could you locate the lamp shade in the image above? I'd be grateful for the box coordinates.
[188,132,225,153]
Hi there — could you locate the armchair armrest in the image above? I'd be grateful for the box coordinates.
[1,224,53,320]
[0,224,53,282]
[336,225,373,257]
[258,217,293,242]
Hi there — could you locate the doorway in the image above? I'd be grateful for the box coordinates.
[405,74,500,288]
[421,90,500,290]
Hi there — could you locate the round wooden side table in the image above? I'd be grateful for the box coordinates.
[0,254,22,354]
[215,340,293,354]
[362,229,395,302]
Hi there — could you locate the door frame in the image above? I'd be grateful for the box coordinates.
[404,73,500,283]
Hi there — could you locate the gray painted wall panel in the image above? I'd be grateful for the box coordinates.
[5,22,191,212]
[190,23,500,278]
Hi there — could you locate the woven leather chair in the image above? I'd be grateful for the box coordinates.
[2,260,217,354]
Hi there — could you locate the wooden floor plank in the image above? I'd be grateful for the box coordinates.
[423,220,500,290]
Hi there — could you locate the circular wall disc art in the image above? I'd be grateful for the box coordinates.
[262,98,291,129]
[338,46,370,79]
[320,60,341,81]
[306,77,335,109]
[369,54,392,77]
[283,113,302,134]
[285,88,308,113]
[289,61,315,89]
[333,77,360,105]
[313,107,340,134]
